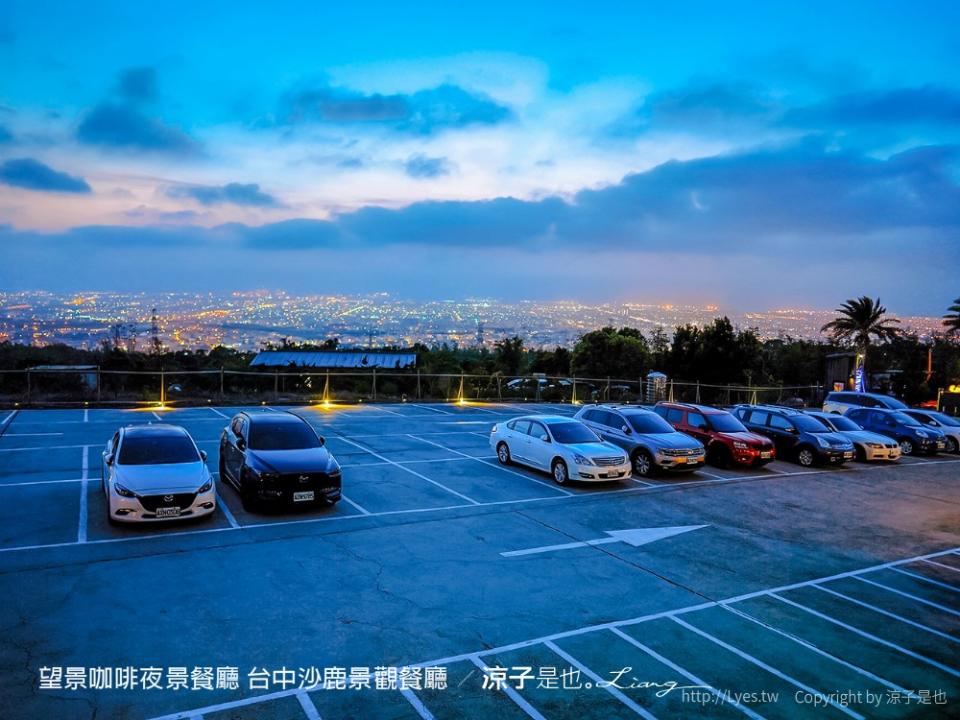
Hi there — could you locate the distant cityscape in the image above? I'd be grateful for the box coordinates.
[0,291,948,352]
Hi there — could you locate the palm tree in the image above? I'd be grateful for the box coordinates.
[821,297,900,390]
[944,297,960,335]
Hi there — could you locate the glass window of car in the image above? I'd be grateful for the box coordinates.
[600,410,623,428]
[879,396,907,410]
[547,422,599,444]
[231,417,244,436]
[792,414,830,433]
[769,414,794,431]
[826,415,860,432]
[626,412,675,434]
[888,412,921,427]
[665,408,684,425]
[118,433,200,465]
[859,395,880,408]
[930,412,960,427]
[748,410,770,426]
[809,414,834,430]
[511,419,532,435]
[248,421,322,450]
[652,406,669,419]
[707,413,748,433]
[687,412,707,430]
[527,421,548,439]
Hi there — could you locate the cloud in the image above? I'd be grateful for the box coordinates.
[403,154,454,178]
[276,82,512,134]
[0,125,12,143]
[116,67,158,103]
[77,103,197,154]
[0,158,91,193]
[630,82,778,132]
[784,85,960,128]
[168,182,281,207]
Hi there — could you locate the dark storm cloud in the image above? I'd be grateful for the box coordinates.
[403,154,453,178]
[116,67,158,103]
[276,82,512,134]
[784,85,960,128]
[168,182,280,208]
[0,158,91,193]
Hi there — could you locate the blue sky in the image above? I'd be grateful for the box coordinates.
[0,1,958,313]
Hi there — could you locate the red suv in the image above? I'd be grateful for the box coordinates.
[653,402,776,468]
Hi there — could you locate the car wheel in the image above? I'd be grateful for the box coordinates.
[796,446,816,467]
[854,445,866,462]
[218,456,228,483]
[899,438,914,456]
[633,449,655,477]
[709,444,731,469]
[240,482,260,512]
[552,458,569,485]
[945,436,958,454]
[496,442,511,465]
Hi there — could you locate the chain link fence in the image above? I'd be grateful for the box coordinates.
[0,367,825,410]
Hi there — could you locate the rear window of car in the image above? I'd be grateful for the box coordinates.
[119,434,199,465]
[248,421,321,450]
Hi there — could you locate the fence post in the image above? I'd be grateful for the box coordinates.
[219,366,224,402]
[160,367,165,406]
[372,368,377,401]
[572,376,577,404]
[497,376,502,401]
[535,376,541,403]
[606,376,611,401]
[695,381,701,404]
[96,366,101,405]
[274,370,279,401]
[26,369,31,406]
[416,369,421,399]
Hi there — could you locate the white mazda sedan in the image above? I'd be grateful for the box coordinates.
[490,415,631,485]
[101,424,216,524]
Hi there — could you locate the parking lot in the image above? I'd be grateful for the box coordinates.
[0,402,958,719]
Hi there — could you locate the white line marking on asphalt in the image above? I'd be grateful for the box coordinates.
[339,493,371,516]
[407,434,573,497]
[469,656,546,720]
[544,640,658,720]
[769,592,960,677]
[3,432,63,437]
[399,688,435,720]
[151,412,162,421]
[207,406,229,419]
[693,469,730,480]
[77,446,89,543]
[609,627,764,719]
[501,525,708,558]
[813,584,959,645]
[296,691,322,720]
[216,493,240,529]
[718,603,919,699]
[889,567,960,593]
[370,405,406,416]
[410,403,453,414]
[853,576,960,616]
[337,436,480,505]
[84,408,89,422]
[670,616,863,720]
[921,558,960,573]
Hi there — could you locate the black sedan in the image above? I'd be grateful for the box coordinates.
[219,411,342,511]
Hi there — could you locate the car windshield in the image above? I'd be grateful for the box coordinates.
[827,415,860,432]
[627,413,675,434]
[547,422,599,444]
[930,412,960,427]
[249,421,322,450]
[792,415,829,433]
[708,414,747,433]
[118,434,199,465]
[889,412,921,427]
[881,396,907,409]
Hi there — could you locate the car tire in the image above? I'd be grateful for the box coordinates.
[854,445,867,462]
[946,437,959,454]
[240,482,260,512]
[552,458,569,485]
[632,449,655,477]
[496,442,511,465]
[898,438,914,455]
[709,444,731,469]
[218,456,228,483]
[796,446,816,467]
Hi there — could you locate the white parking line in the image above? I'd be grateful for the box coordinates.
[889,567,960,593]
[469,656,545,720]
[544,640,658,720]
[813,584,959,645]
[77,446,89,543]
[399,688,435,720]
[333,436,480,505]
[3,432,64,437]
[296,690,322,720]
[769,592,960,678]
[406,434,573,497]
[207,406,229,419]
[84,408,89,422]
[410,404,453,415]
[339,493,371,516]
[670,616,864,720]
[151,412,162,421]
[921,558,960,573]
[609,627,764,719]
[853,576,960,616]
[216,492,240,529]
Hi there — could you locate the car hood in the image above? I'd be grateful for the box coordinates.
[562,441,625,459]
[840,430,895,445]
[639,432,702,450]
[813,432,854,446]
[114,461,209,493]
[719,431,772,447]
[249,447,335,473]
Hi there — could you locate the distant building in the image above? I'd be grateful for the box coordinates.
[250,351,417,370]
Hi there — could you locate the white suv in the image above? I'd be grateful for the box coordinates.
[822,391,907,415]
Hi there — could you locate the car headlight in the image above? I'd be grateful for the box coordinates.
[816,436,829,448]
[866,442,883,449]
[915,430,928,438]
[114,482,136,498]
[328,464,342,477]
[733,441,749,450]
[197,477,213,493]
[572,454,593,465]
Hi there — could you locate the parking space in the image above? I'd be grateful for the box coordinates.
[0,403,958,719]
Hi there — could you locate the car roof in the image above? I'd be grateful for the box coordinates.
[593,404,656,415]
[516,415,574,423]
[122,423,190,437]
[736,403,801,415]
[657,402,725,415]
[241,410,308,424]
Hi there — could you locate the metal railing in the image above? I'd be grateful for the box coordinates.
[0,367,825,410]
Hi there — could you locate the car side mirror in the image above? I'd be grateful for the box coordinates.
[199,450,208,461]
[104,453,114,466]
[236,437,246,451]
[621,425,632,434]
[318,436,326,446]
[539,434,550,443]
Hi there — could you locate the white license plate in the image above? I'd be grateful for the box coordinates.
[844,452,854,459]
[603,471,621,478]
[156,506,180,518]
[760,451,772,459]
[293,491,315,502]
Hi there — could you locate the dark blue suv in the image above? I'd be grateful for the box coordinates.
[732,404,854,467]
[845,408,946,456]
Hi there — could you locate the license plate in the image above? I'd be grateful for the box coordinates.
[155,506,180,518]
[293,491,315,502]
[844,452,854,459]
[760,451,772,459]
[603,471,621,478]
[674,457,686,464]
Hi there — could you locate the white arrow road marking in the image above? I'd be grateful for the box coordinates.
[501,524,708,557]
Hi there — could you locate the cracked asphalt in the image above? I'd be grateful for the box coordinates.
[0,403,958,719]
